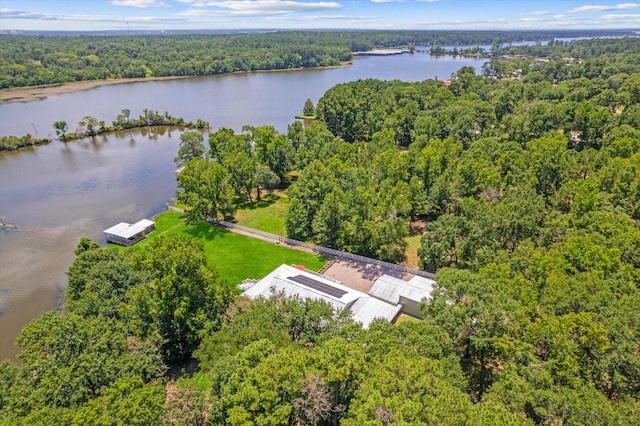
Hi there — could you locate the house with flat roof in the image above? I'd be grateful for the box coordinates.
[103,219,155,246]
[369,274,435,318]
[240,264,435,328]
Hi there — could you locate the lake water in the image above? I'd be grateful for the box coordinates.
[0,52,484,359]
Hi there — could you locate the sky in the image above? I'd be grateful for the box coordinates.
[0,0,639,32]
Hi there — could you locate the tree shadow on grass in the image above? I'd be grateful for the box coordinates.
[236,193,281,211]
[182,221,229,241]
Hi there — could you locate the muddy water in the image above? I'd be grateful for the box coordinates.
[0,128,182,358]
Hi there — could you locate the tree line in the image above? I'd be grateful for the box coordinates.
[0,134,50,151]
[50,108,209,142]
[1,30,633,89]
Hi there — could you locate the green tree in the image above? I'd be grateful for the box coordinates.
[14,312,164,411]
[73,237,101,255]
[215,345,308,425]
[343,351,525,425]
[65,246,144,319]
[132,236,233,362]
[70,377,165,426]
[53,120,68,141]
[303,98,315,116]
[311,337,365,425]
[176,158,236,224]
[255,164,279,201]
[224,151,257,202]
[174,131,205,166]
[285,160,336,240]
[78,115,100,137]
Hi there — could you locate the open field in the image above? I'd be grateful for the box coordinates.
[110,210,327,285]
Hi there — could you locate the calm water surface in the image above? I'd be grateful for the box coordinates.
[0,53,484,359]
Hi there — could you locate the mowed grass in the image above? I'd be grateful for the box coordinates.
[232,192,289,236]
[110,210,327,285]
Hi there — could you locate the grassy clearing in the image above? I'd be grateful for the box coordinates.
[404,234,422,269]
[232,192,289,236]
[177,371,212,391]
[110,210,327,284]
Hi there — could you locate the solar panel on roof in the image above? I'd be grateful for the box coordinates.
[288,275,348,298]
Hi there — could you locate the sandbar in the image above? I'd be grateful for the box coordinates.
[0,76,189,104]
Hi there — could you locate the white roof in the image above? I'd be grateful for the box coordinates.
[242,265,436,328]
[104,219,154,239]
[350,296,403,329]
[408,275,436,291]
[242,264,364,310]
[369,274,435,305]
[103,222,131,236]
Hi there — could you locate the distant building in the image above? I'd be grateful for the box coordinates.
[240,264,435,328]
[103,219,155,246]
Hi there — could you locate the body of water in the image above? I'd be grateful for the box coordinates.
[0,52,485,359]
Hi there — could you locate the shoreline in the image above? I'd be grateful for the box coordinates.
[0,62,353,104]
[0,76,191,104]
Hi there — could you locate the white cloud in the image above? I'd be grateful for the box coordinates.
[0,8,184,23]
[530,10,550,15]
[178,0,341,17]
[569,2,640,13]
[599,13,640,19]
[269,14,379,20]
[111,0,169,7]
[369,0,439,2]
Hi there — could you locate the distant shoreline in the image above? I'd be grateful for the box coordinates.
[0,76,190,104]
[0,63,352,104]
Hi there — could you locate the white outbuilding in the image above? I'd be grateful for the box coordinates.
[103,219,155,246]
[241,264,435,328]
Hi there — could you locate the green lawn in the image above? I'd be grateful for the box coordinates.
[177,371,212,391]
[405,234,422,269]
[110,210,327,285]
[232,192,289,236]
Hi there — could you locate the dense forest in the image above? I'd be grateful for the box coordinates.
[1,36,639,424]
[0,30,634,89]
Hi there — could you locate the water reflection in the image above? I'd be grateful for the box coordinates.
[0,127,181,359]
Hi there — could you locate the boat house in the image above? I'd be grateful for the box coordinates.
[103,219,155,246]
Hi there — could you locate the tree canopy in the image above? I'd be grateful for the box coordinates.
[2,35,639,425]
